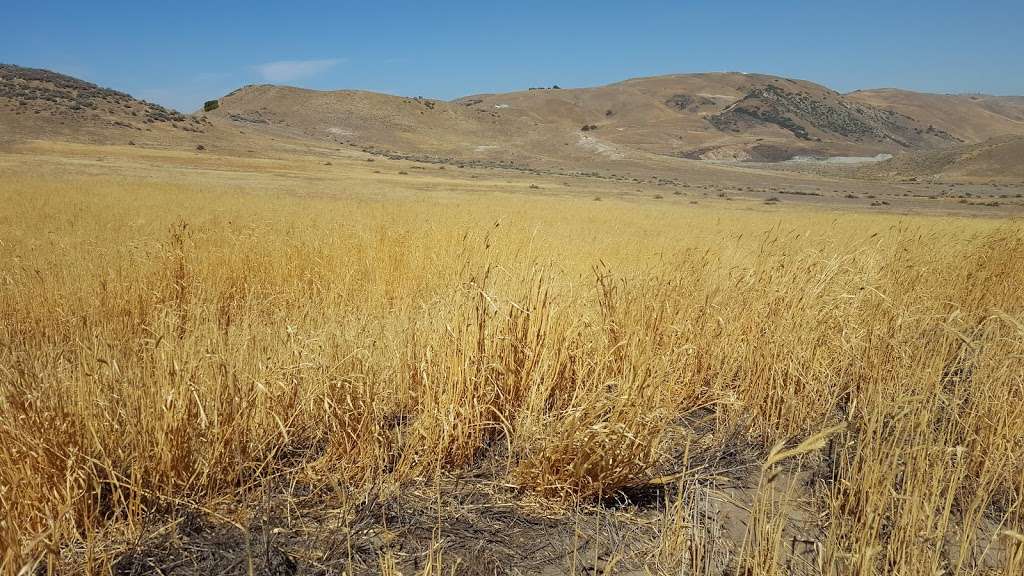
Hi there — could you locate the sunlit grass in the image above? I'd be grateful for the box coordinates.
[1,162,1022,574]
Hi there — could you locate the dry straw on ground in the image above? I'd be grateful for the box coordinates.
[1,167,1023,575]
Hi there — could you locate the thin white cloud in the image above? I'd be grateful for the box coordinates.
[254,58,343,83]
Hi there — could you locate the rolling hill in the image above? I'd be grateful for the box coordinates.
[4,64,1022,181]
[860,135,1024,182]
[0,64,213,144]
[203,72,1024,173]
[847,89,1024,144]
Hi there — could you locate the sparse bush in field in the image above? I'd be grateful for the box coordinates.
[203,99,219,112]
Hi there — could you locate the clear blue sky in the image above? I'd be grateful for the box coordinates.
[2,1,1022,112]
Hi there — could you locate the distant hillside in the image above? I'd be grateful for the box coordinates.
[0,64,211,143]
[5,64,1024,176]
[860,135,1024,182]
[458,73,967,159]
[208,73,1024,167]
[847,90,1024,143]
[210,84,505,158]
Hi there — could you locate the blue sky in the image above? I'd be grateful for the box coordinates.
[2,1,1022,112]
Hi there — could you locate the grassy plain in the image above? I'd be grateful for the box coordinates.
[1,143,1023,575]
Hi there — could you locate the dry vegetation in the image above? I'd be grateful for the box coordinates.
[1,156,1023,575]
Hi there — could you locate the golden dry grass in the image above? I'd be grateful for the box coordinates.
[1,148,1023,575]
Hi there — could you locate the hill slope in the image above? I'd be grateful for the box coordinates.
[0,64,215,144]
[207,72,1024,168]
[860,135,1024,182]
[6,65,1023,176]
[847,89,1024,144]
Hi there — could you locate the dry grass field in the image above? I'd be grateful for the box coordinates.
[1,144,1023,575]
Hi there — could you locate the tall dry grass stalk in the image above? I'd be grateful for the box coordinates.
[1,173,1022,574]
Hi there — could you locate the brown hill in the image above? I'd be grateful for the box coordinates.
[860,135,1024,182]
[6,64,1023,177]
[209,73,1022,167]
[210,84,512,158]
[847,89,1024,143]
[0,64,340,155]
[0,64,216,144]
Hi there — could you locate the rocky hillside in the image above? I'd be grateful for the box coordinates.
[208,72,1024,167]
[707,82,958,147]
[0,64,211,143]
[6,64,1023,174]
[847,89,1024,144]
[859,135,1024,182]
